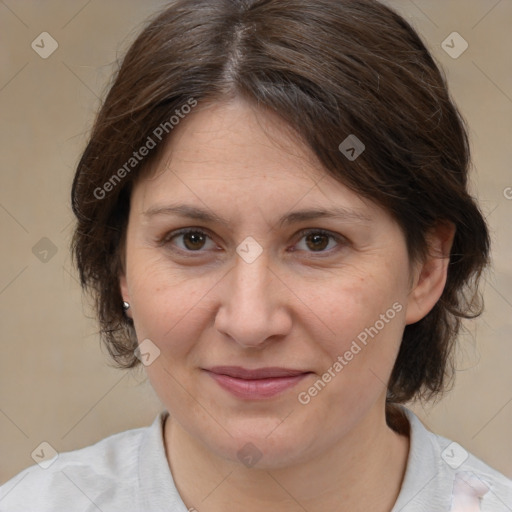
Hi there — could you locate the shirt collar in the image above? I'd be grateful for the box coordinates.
[392,406,451,511]
[137,410,189,511]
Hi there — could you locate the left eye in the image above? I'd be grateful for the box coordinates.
[293,229,341,253]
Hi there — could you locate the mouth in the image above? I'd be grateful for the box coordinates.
[204,366,313,400]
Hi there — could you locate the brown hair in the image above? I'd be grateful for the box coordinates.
[71,0,490,411]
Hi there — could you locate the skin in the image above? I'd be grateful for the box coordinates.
[120,97,454,512]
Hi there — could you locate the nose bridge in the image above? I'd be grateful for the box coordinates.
[214,250,290,347]
[230,251,274,316]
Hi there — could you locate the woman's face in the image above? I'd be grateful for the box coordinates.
[121,98,423,469]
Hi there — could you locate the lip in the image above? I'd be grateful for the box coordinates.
[204,366,312,400]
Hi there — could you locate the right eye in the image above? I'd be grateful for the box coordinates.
[163,228,218,253]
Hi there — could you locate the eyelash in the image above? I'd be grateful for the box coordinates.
[160,227,345,257]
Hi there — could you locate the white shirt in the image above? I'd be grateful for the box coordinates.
[1,407,511,511]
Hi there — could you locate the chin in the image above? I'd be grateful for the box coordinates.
[198,418,316,470]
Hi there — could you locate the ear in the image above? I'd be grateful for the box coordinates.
[405,221,455,325]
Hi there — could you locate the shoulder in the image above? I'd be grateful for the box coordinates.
[393,406,512,512]
[0,419,156,512]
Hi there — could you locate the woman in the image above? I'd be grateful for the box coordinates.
[1,0,511,510]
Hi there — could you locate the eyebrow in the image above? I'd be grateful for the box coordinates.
[142,203,372,227]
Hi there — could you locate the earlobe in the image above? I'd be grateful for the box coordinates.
[405,222,455,325]
[119,274,132,318]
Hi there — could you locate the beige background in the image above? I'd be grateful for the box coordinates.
[1,0,511,485]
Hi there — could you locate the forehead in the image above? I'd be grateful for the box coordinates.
[131,97,380,221]
[144,97,323,183]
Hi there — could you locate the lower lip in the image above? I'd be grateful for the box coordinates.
[206,371,310,400]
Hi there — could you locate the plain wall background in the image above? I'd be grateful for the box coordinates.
[1,0,511,485]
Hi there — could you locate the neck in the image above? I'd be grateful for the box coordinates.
[164,403,410,512]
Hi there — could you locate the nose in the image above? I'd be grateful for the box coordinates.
[214,251,293,349]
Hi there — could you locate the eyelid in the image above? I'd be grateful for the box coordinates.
[294,227,341,240]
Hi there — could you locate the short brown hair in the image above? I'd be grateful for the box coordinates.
[71,0,490,409]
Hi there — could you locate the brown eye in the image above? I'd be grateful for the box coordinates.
[305,232,330,251]
[294,229,343,255]
[182,231,207,250]
[164,229,216,253]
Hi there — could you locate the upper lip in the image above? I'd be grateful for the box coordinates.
[206,366,311,380]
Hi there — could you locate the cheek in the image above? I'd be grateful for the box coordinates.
[126,251,216,347]
[316,269,406,349]
[304,267,408,400]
